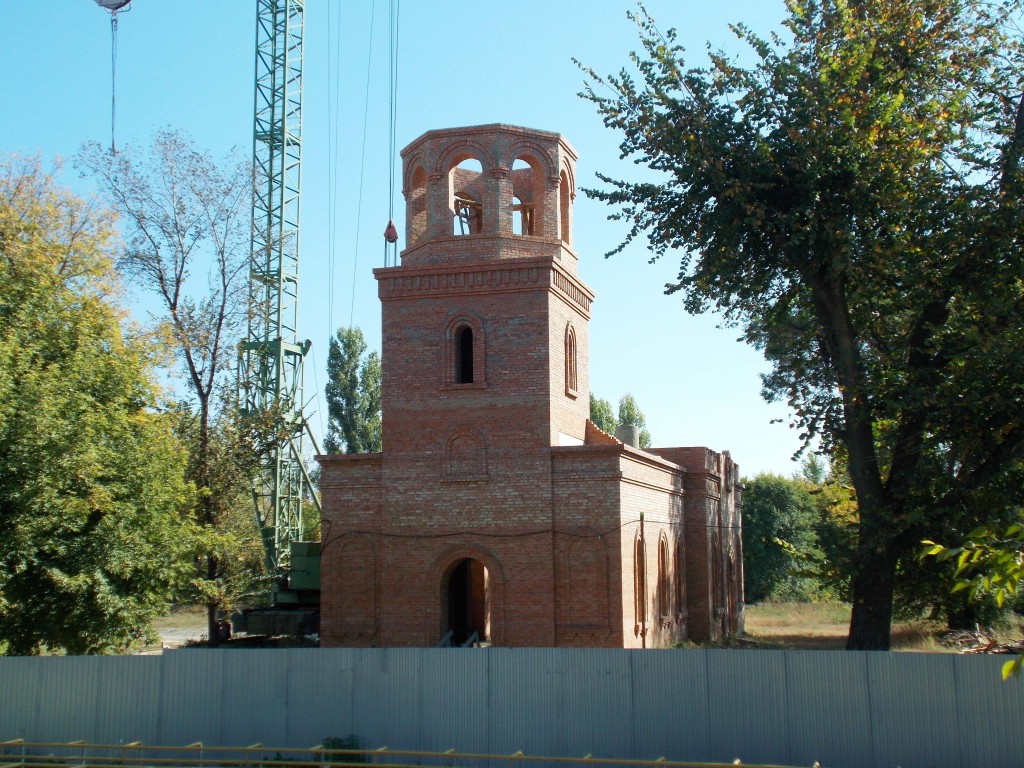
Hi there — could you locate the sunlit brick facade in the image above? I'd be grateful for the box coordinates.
[318,125,743,647]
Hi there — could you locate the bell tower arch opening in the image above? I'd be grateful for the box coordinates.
[451,157,484,235]
[510,157,539,236]
[444,557,490,645]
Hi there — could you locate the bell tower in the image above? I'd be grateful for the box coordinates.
[320,125,745,648]
[375,124,594,462]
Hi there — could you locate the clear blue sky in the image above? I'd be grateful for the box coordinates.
[2,1,808,478]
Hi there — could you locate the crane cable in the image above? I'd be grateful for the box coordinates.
[327,1,379,334]
[109,9,120,152]
[383,0,401,267]
[349,1,377,327]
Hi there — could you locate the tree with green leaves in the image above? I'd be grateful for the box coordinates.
[925,521,1024,679]
[583,0,1024,649]
[589,391,653,447]
[617,393,652,448]
[80,130,256,645]
[589,393,617,434]
[742,473,827,602]
[0,156,193,654]
[325,327,382,454]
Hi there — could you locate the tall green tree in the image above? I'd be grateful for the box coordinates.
[80,130,255,645]
[617,393,652,448]
[589,393,617,434]
[325,327,382,454]
[742,473,826,602]
[589,391,653,447]
[0,156,193,654]
[583,0,1024,649]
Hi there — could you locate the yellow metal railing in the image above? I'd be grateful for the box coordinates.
[0,741,807,768]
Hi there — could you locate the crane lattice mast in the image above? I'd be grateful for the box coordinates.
[239,0,320,580]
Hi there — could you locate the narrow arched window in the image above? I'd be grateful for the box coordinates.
[455,325,474,384]
[445,315,485,388]
[634,533,647,628]
[564,323,578,396]
[674,535,686,621]
[658,535,670,619]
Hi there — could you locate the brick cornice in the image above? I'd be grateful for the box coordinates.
[374,257,594,317]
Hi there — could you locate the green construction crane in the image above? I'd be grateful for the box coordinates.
[239,0,321,608]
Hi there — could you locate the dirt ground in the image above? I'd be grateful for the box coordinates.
[146,602,1019,653]
[145,606,208,652]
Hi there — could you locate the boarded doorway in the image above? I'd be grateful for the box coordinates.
[445,558,489,645]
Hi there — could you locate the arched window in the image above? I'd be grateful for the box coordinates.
[564,323,578,396]
[634,532,647,630]
[658,534,670,620]
[674,535,687,621]
[445,314,485,388]
[455,325,474,384]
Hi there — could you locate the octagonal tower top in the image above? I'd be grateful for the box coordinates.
[399,124,578,270]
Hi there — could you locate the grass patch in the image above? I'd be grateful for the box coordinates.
[150,605,207,631]
[742,602,962,652]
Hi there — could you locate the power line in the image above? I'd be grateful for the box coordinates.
[349,0,377,328]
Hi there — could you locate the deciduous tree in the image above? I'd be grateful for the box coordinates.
[583,0,1024,649]
[324,327,381,454]
[589,393,617,434]
[742,473,826,602]
[617,393,652,448]
[589,391,652,447]
[0,156,192,654]
[80,130,255,645]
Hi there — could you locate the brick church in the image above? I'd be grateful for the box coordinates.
[318,124,744,648]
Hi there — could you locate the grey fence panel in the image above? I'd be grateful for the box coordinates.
[629,650,710,763]
[377,649,424,751]
[416,649,490,754]
[704,649,791,766]
[0,658,42,740]
[951,654,1024,768]
[867,652,962,768]
[283,649,356,747]
[92,657,162,746]
[486,649,560,756]
[219,650,289,747]
[34,657,103,743]
[3,648,1024,768]
[552,649,632,760]
[782,651,872,768]
[156,651,226,746]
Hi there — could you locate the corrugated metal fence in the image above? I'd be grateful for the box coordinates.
[1,649,1022,768]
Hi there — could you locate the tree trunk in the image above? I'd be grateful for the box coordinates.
[846,537,897,650]
[206,553,220,648]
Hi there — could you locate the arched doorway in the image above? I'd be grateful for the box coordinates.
[445,558,489,645]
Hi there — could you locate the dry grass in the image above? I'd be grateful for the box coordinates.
[742,602,956,652]
[150,605,207,632]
